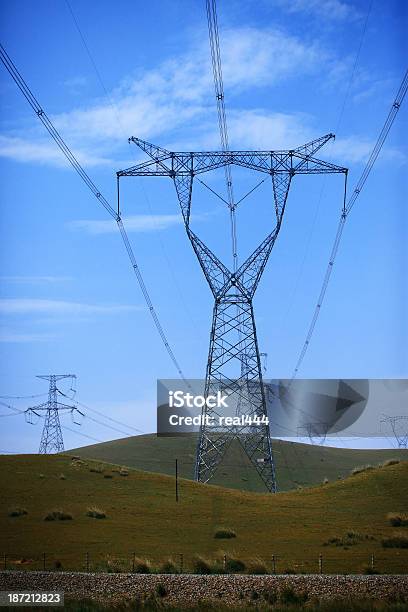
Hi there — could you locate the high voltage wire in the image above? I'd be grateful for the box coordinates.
[292,69,408,379]
[0,43,188,384]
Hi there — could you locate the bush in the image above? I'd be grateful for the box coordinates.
[382,458,400,467]
[387,512,408,527]
[224,555,246,573]
[246,559,268,574]
[89,466,104,474]
[324,531,373,547]
[103,474,113,479]
[105,556,128,573]
[155,583,167,598]
[132,557,151,573]
[44,510,73,521]
[86,507,106,519]
[158,558,179,574]
[382,534,408,549]
[280,586,308,605]
[8,507,28,517]
[283,567,297,574]
[54,560,63,570]
[351,465,374,476]
[192,555,215,574]
[214,528,236,539]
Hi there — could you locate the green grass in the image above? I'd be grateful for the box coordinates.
[68,434,408,493]
[0,454,407,574]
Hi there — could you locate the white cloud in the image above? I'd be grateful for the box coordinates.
[68,214,183,235]
[0,26,333,169]
[0,135,116,168]
[275,0,360,21]
[0,299,140,316]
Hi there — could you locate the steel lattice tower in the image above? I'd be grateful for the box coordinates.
[118,134,347,492]
[26,374,78,454]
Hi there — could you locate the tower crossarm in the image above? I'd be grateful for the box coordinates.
[291,153,347,174]
[121,136,346,178]
[293,133,335,157]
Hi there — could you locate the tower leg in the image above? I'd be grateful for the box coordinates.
[195,296,277,492]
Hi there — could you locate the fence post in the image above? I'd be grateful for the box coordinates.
[272,555,276,575]
[371,553,375,571]
[43,552,46,571]
[223,554,227,573]
[179,553,183,574]
[319,553,323,574]
[86,552,89,572]
[132,552,135,573]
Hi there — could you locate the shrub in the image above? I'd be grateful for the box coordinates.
[250,590,260,601]
[280,586,308,605]
[224,555,246,573]
[192,555,215,574]
[89,466,104,474]
[103,474,113,479]
[382,458,400,467]
[382,535,408,549]
[246,559,268,574]
[86,507,106,519]
[283,567,297,574]
[324,531,373,547]
[155,583,167,598]
[214,528,236,539]
[158,558,179,574]
[44,510,73,521]
[8,507,28,517]
[54,560,63,570]
[132,557,151,573]
[351,465,374,476]
[105,556,128,573]
[387,512,408,527]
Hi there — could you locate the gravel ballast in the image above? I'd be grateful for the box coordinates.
[1,572,407,606]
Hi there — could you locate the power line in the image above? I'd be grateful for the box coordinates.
[292,68,408,378]
[0,43,188,383]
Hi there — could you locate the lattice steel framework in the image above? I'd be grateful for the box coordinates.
[26,374,78,454]
[118,134,347,492]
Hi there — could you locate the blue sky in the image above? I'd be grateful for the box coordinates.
[0,0,406,453]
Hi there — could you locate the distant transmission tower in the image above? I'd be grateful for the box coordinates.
[25,374,80,454]
[381,415,408,448]
[118,135,347,492]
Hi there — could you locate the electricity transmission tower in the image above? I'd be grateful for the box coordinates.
[381,415,408,448]
[25,375,80,454]
[118,134,347,492]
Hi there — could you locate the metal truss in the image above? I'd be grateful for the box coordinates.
[25,374,80,454]
[118,134,347,492]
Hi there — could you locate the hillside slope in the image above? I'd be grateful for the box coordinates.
[1,454,407,574]
[70,434,408,492]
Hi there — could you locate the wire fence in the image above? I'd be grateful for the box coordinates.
[2,551,407,575]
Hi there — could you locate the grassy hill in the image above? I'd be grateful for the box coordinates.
[70,434,408,493]
[1,453,407,574]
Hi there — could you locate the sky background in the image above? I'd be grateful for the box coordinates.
[0,0,406,453]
